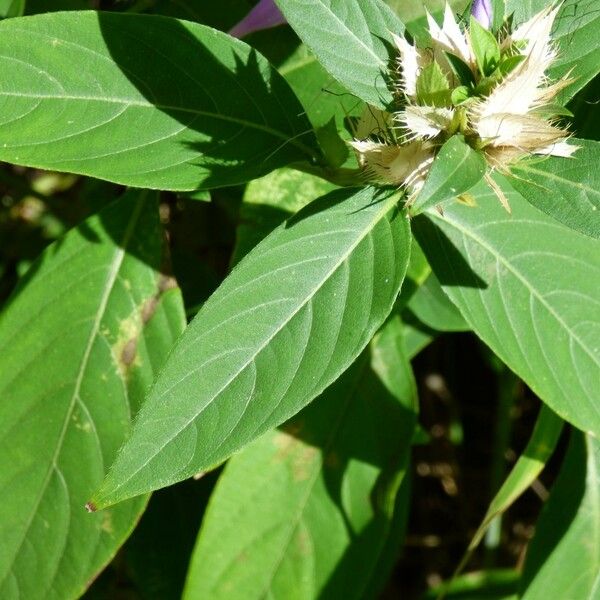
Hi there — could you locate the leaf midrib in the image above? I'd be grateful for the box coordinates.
[0,91,316,159]
[96,192,402,506]
[0,195,145,590]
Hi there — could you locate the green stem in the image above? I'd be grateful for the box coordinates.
[483,368,519,567]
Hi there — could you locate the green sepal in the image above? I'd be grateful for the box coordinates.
[531,103,574,118]
[416,61,451,107]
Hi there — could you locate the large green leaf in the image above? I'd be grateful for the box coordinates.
[505,0,600,102]
[414,177,600,437]
[509,139,600,240]
[0,11,319,191]
[410,135,486,215]
[521,432,600,599]
[0,192,185,599]
[183,316,417,600]
[275,0,404,109]
[91,186,411,509]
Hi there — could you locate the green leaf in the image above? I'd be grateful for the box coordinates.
[92,186,412,509]
[469,16,501,76]
[183,316,417,600]
[460,405,563,561]
[275,0,404,109]
[414,177,600,437]
[0,192,185,599]
[278,43,364,130]
[315,117,350,168]
[0,12,319,191]
[410,136,486,214]
[0,0,24,18]
[406,272,469,332]
[505,0,600,102]
[232,168,337,265]
[509,139,600,239]
[521,432,600,599]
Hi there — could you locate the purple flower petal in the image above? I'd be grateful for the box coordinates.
[229,0,287,39]
[471,0,492,29]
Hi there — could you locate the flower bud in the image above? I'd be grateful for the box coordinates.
[229,0,286,39]
[471,0,492,29]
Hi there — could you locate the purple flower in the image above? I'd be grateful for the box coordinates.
[471,0,492,29]
[229,0,287,39]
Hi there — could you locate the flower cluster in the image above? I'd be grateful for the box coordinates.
[351,3,576,207]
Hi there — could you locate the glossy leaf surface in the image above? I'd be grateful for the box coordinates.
[275,0,404,108]
[0,192,185,599]
[183,316,417,600]
[414,178,600,437]
[0,12,318,191]
[92,186,411,508]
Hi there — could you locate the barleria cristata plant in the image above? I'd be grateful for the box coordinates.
[0,0,598,598]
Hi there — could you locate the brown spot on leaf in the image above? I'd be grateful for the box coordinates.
[120,338,138,366]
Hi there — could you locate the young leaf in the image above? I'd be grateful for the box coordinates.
[0,192,185,599]
[521,432,600,599]
[0,12,319,191]
[275,0,405,109]
[91,186,412,509]
[414,176,600,438]
[410,135,486,215]
[183,316,417,600]
[469,16,501,76]
[509,139,600,240]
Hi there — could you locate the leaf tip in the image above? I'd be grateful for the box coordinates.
[85,501,98,513]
